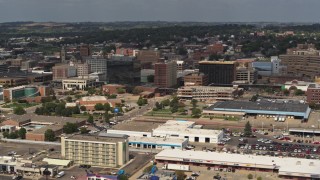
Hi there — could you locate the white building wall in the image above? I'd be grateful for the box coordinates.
[107,130,152,137]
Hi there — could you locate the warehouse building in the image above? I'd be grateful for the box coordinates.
[152,120,223,143]
[155,149,320,179]
[108,120,223,144]
[203,100,311,120]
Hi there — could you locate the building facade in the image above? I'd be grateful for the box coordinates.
[52,65,77,80]
[62,78,96,90]
[184,73,209,86]
[280,44,320,80]
[307,84,320,104]
[61,135,129,167]
[235,67,257,84]
[177,86,240,102]
[86,58,108,81]
[74,63,91,76]
[154,60,177,88]
[199,61,236,85]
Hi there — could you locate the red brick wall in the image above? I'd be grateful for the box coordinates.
[26,133,45,141]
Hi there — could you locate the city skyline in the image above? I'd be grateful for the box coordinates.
[0,0,319,23]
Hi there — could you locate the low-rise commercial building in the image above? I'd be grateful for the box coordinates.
[78,96,110,111]
[1,114,86,141]
[203,100,311,120]
[284,80,311,91]
[62,78,96,90]
[104,130,187,150]
[155,149,320,179]
[3,85,49,101]
[177,85,241,102]
[61,134,129,167]
[153,120,223,143]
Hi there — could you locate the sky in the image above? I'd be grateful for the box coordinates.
[0,0,319,23]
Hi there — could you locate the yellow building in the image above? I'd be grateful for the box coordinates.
[61,134,129,167]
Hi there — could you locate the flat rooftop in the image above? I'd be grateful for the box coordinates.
[65,134,127,143]
[111,121,163,132]
[208,101,309,113]
[155,149,320,178]
[154,120,222,135]
[30,125,63,134]
[80,96,108,101]
[199,60,235,65]
[4,114,86,125]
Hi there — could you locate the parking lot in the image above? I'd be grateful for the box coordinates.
[0,142,60,157]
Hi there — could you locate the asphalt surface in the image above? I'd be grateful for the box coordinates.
[122,152,153,176]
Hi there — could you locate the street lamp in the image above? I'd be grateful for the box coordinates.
[312,125,315,141]
[272,125,275,135]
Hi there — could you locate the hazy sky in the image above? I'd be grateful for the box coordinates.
[0,0,319,23]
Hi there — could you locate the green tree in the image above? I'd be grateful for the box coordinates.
[44,129,56,142]
[80,127,88,134]
[244,121,252,137]
[8,132,18,139]
[250,94,259,102]
[72,106,80,114]
[63,122,79,134]
[143,165,153,173]
[191,108,201,118]
[104,112,111,123]
[104,103,111,112]
[147,75,154,83]
[13,106,26,115]
[191,99,198,108]
[161,99,170,106]
[66,96,73,102]
[175,171,186,180]
[283,89,290,96]
[55,104,65,116]
[18,128,27,139]
[80,106,86,111]
[87,88,96,95]
[137,97,146,106]
[177,47,188,56]
[2,131,9,138]
[118,174,128,180]
[155,102,162,110]
[95,103,104,111]
[87,115,94,124]
[170,103,179,113]
[170,96,179,107]
[61,108,72,117]
[294,89,305,96]
[257,177,262,180]
[247,174,253,179]
[117,88,126,94]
